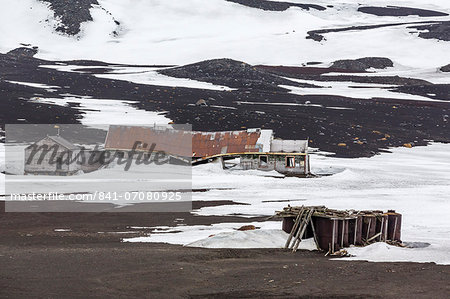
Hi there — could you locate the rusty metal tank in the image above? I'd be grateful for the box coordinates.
[386,211,402,242]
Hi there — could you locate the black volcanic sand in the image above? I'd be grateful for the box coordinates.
[226,0,325,11]
[1,54,450,158]
[0,202,449,298]
[358,6,448,17]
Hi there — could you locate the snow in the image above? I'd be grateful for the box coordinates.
[5,80,61,92]
[281,78,447,102]
[1,0,449,68]
[337,242,450,265]
[236,101,355,110]
[187,230,317,250]
[125,221,280,245]
[39,65,235,91]
[3,142,191,205]
[256,129,273,152]
[29,95,171,130]
[324,64,450,85]
[125,143,450,264]
[124,220,317,250]
[95,67,234,91]
[2,133,450,263]
[5,161,191,200]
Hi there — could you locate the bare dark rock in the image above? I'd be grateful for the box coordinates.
[358,6,448,17]
[226,0,325,11]
[40,0,99,35]
[331,57,394,71]
[159,58,317,91]
[408,21,450,41]
[307,32,325,42]
[6,47,38,59]
[440,64,450,72]
[306,62,322,65]
[306,21,442,42]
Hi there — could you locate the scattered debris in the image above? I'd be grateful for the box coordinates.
[195,99,208,107]
[237,225,257,231]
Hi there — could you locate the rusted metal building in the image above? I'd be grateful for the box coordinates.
[104,126,311,176]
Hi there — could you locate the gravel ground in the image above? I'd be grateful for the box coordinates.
[0,201,449,298]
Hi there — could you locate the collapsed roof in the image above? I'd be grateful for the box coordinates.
[104,126,308,158]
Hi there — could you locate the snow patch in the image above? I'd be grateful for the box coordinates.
[30,96,171,130]
[5,80,61,92]
[337,242,450,265]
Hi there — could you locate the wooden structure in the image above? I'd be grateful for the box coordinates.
[24,135,81,176]
[276,206,402,254]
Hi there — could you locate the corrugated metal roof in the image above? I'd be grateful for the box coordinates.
[104,126,308,158]
[191,130,264,158]
[104,125,192,157]
[105,126,268,158]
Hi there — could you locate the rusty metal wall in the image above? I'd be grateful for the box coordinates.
[192,131,262,158]
[280,209,403,253]
[105,126,262,158]
[386,213,402,242]
[104,126,192,157]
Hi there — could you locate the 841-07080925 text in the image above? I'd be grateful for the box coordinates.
[9,191,183,202]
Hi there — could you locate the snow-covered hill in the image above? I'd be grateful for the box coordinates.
[1,0,450,67]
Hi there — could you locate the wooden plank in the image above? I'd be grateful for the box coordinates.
[284,207,304,249]
[293,208,315,252]
[289,208,309,250]
[310,217,320,251]
[367,232,382,243]
[331,219,336,254]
